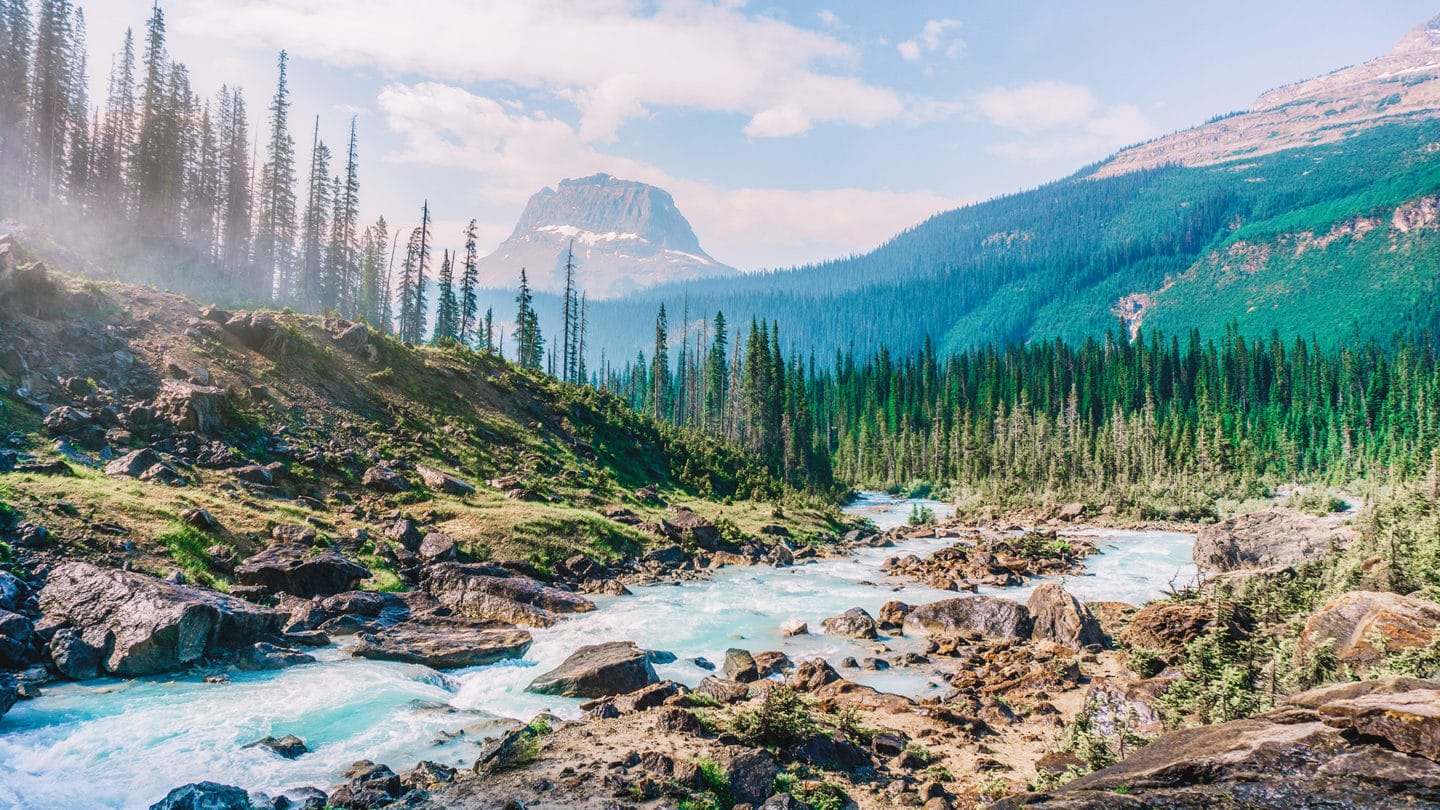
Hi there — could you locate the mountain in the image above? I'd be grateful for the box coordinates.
[560,13,1440,364]
[1098,13,1440,177]
[473,173,738,298]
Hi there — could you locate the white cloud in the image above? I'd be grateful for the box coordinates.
[171,0,910,141]
[899,18,964,62]
[816,9,843,29]
[745,105,811,138]
[973,83,1157,161]
[972,81,1098,133]
[375,82,963,269]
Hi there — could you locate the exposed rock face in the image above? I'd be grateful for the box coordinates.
[821,607,879,640]
[527,640,657,698]
[723,648,759,682]
[235,642,315,671]
[1194,508,1351,575]
[426,564,595,627]
[351,625,533,669]
[233,544,370,598]
[1026,584,1104,648]
[904,595,1033,640]
[39,561,284,676]
[878,600,910,630]
[47,627,101,680]
[152,379,228,434]
[473,173,738,298]
[999,677,1440,808]
[1296,590,1440,671]
[720,746,779,807]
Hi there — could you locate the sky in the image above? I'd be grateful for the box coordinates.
[78,0,1440,272]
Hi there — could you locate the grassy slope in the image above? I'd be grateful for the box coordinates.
[0,267,847,588]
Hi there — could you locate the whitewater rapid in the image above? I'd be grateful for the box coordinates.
[0,493,1195,808]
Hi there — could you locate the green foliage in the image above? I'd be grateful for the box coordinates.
[907,503,936,526]
[1064,697,1152,772]
[154,522,217,587]
[729,685,818,749]
[1125,647,1165,679]
[678,756,731,810]
[772,771,850,810]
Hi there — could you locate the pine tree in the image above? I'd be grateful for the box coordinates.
[28,0,77,203]
[95,27,136,216]
[706,310,729,431]
[255,50,297,305]
[397,200,431,343]
[134,2,169,231]
[432,248,458,344]
[651,304,670,420]
[459,219,479,346]
[358,215,388,327]
[332,118,360,316]
[483,307,494,352]
[561,239,577,382]
[0,0,33,180]
[63,6,89,205]
[217,86,252,286]
[515,268,543,370]
[299,118,331,310]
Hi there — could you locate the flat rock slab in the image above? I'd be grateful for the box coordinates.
[234,543,370,599]
[905,594,1032,641]
[426,564,595,628]
[528,640,657,698]
[352,625,533,669]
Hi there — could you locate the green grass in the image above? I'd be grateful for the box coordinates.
[154,522,219,588]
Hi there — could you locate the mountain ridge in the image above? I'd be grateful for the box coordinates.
[474,173,737,299]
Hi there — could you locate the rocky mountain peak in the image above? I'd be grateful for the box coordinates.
[1391,13,1440,55]
[476,174,737,298]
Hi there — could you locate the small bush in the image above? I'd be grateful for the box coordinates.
[730,685,818,748]
[907,504,936,526]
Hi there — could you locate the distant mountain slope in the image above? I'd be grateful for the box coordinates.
[473,174,737,298]
[551,15,1440,365]
[1098,14,1440,177]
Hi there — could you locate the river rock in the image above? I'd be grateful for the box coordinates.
[789,657,841,692]
[695,676,752,704]
[243,734,309,759]
[233,543,370,598]
[905,595,1033,640]
[0,609,35,668]
[0,674,16,720]
[47,627,101,680]
[418,532,458,564]
[779,618,808,637]
[235,642,315,671]
[1295,590,1440,671]
[147,782,255,810]
[821,607,879,639]
[1193,508,1352,575]
[329,760,403,808]
[527,640,657,698]
[878,600,910,630]
[271,788,328,810]
[415,464,475,495]
[1026,583,1104,648]
[39,561,284,676]
[723,648,760,682]
[351,624,532,669]
[426,563,595,627]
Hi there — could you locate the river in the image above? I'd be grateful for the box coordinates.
[0,494,1195,808]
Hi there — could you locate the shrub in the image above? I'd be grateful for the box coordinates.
[730,685,818,748]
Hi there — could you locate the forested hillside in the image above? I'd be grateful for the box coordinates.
[561,120,1440,364]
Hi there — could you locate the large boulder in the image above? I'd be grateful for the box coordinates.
[152,380,228,434]
[0,570,25,612]
[1295,590,1440,672]
[0,674,16,720]
[361,465,410,493]
[415,464,475,496]
[351,624,533,669]
[821,607,879,639]
[1119,601,1234,657]
[527,640,657,698]
[147,782,256,810]
[426,563,595,628]
[721,747,779,807]
[47,627,101,680]
[1027,583,1105,648]
[904,595,1032,640]
[1194,508,1352,575]
[39,561,284,677]
[997,678,1440,808]
[233,543,370,598]
[667,508,723,549]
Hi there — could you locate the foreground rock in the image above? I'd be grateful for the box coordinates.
[352,624,533,669]
[821,607,879,639]
[1295,590,1440,672]
[148,782,254,810]
[904,595,1032,640]
[1026,583,1104,648]
[426,563,595,627]
[528,640,657,698]
[39,561,284,677]
[999,677,1440,808]
[1194,507,1352,575]
[233,544,370,598]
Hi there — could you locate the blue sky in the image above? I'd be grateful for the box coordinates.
[81,1,1439,271]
